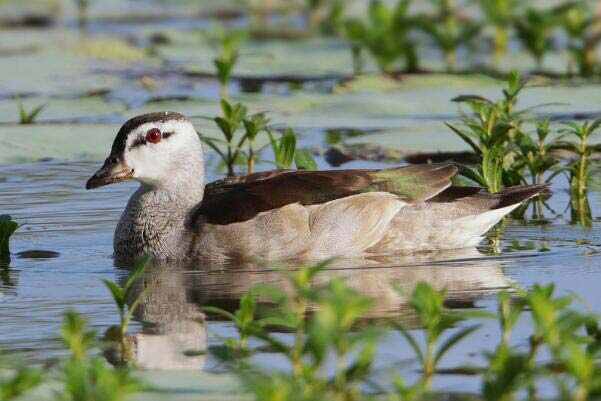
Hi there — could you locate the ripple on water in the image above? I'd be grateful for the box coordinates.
[0,160,600,395]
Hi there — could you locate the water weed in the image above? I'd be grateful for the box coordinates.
[447,71,527,192]
[393,282,486,392]
[209,28,246,99]
[414,0,482,71]
[0,215,18,263]
[59,311,141,401]
[344,0,419,75]
[102,257,148,366]
[209,262,601,401]
[560,1,601,77]
[0,354,43,401]
[202,99,316,175]
[17,99,46,125]
[557,119,601,227]
[475,0,522,61]
[513,4,571,70]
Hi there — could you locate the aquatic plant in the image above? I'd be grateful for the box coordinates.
[210,29,246,99]
[74,0,89,30]
[205,261,380,401]
[447,71,526,192]
[304,0,345,35]
[59,310,141,401]
[208,258,601,401]
[474,0,522,60]
[557,119,601,227]
[267,128,316,170]
[102,257,148,365]
[0,354,43,401]
[513,4,569,70]
[202,99,316,175]
[17,99,46,125]
[560,1,601,77]
[0,215,18,263]
[202,99,249,177]
[242,111,270,174]
[344,0,419,75]
[415,0,482,71]
[393,282,485,392]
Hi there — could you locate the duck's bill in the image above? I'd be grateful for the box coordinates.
[86,158,134,190]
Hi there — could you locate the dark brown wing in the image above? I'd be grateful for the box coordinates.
[195,164,457,225]
[430,184,549,211]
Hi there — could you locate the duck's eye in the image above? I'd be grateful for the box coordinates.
[146,128,161,144]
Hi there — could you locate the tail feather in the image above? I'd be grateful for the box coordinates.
[495,184,549,209]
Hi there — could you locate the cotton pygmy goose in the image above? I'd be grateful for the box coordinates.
[86,112,547,263]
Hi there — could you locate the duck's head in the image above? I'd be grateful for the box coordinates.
[86,112,204,190]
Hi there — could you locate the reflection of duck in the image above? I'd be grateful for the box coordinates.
[86,112,546,264]
[191,248,511,320]
[121,263,207,370]
[121,250,509,368]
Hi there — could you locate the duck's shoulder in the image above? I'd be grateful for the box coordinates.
[193,164,458,226]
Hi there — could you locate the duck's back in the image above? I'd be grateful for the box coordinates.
[190,165,545,262]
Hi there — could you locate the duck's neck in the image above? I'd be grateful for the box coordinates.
[114,163,206,262]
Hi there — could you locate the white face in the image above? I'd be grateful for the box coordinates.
[123,119,204,187]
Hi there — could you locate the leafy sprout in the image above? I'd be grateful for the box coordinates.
[394,282,485,391]
[209,28,246,99]
[473,0,522,60]
[513,4,570,70]
[17,99,46,125]
[415,0,482,71]
[102,256,149,365]
[59,311,142,401]
[0,215,18,263]
[344,0,419,75]
[560,1,601,77]
[0,353,43,401]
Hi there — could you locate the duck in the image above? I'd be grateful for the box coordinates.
[86,111,546,264]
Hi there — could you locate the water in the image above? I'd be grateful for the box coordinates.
[1,158,600,395]
[2,1,601,396]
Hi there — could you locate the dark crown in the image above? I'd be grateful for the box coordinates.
[110,112,187,155]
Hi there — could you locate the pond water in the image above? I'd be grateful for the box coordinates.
[2,0,601,398]
[1,156,601,398]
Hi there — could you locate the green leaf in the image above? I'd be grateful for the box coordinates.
[445,123,481,154]
[395,323,424,364]
[102,279,125,312]
[123,256,148,293]
[294,149,318,170]
[202,306,237,322]
[273,129,297,169]
[434,324,481,364]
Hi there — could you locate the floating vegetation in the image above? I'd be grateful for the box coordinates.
[446,70,601,225]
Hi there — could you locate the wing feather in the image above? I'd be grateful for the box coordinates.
[195,164,458,225]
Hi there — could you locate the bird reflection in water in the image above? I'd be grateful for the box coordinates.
[119,248,511,370]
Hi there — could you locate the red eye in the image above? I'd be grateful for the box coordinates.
[146,128,161,144]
